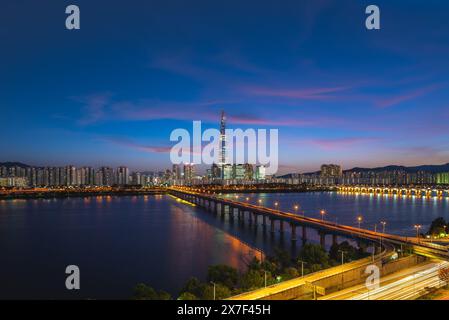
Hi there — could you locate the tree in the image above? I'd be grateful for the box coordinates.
[268,248,291,271]
[298,244,330,268]
[158,290,172,300]
[428,217,447,237]
[240,269,264,290]
[247,257,262,271]
[329,241,365,263]
[282,267,299,280]
[179,277,206,298]
[202,283,232,300]
[178,292,198,300]
[207,265,239,289]
[133,283,171,300]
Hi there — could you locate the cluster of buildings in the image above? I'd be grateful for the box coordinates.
[0,163,268,188]
[1,162,448,188]
[295,164,449,186]
[164,163,267,186]
[0,165,162,188]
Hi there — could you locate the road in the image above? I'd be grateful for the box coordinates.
[228,253,392,300]
[320,260,449,300]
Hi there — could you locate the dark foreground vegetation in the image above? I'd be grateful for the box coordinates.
[132,241,368,300]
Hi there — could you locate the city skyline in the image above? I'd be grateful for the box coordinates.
[2,1,449,174]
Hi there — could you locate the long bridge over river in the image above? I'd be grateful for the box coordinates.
[337,185,449,198]
[169,187,449,300]
[169,187,449,299]
[169,187,449,259]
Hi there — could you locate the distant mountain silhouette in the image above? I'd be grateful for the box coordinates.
[345,163,449,174]
[0,162,30,168]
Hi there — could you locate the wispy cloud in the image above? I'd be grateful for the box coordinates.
[375,84,443,108]
[240,85,352,101]
[101,137,172,154]
[74,94,343,128]
[74,93,112,125]
[298,137,381,150]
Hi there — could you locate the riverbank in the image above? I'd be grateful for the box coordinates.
[0,187,166,200]
[0,185,333,200]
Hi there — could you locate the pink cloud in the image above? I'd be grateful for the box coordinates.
[102,137,172,154]
[228,114,340,127]
[102,137,207,156]
[240,85,352,101]
[375,84,442,108]
[76,94,344,128]
[298,137,381,150]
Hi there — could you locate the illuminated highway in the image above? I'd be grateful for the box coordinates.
[320,260,448,300]
[349,261,449,300]
[228,253,391,300]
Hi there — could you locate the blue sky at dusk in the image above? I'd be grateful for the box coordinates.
[1,0,449,174]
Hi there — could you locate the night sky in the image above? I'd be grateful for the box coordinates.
[1,0,449,173]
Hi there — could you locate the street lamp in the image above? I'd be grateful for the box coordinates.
[380,221,386,248]
[414,224,422,243]
[210,281,216,300]
[298,259,305,277]
[380,221,386,233]
[264,271,268,287]
[338,250,345,265]
[294,205,299,211]
[274,202,279,209]
[258,199,262,205]
[246,197,250,201]
[320,210,326,222]
[357,216,363,229]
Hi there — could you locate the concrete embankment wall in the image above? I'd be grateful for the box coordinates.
[263,255,426,300]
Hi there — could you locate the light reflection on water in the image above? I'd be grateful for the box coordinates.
[0,195,263,299]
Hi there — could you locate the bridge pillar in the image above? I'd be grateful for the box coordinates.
[270,219,275,234]
[332,234,338,246]
[237,209,242,220]
[243,211,253,226]
[221,203,225,216]
[280,220,284,233]
[262,214,267,227]
[253,213,258,227]
[302,225,307,241]
[319,232,326,248]
[291,224,297,242]
[229,207,235,221]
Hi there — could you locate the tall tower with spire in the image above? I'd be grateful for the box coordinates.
[219,111,226,179]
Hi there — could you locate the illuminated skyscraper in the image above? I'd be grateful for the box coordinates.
[183,163,196,181]
[219,110,226,179]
